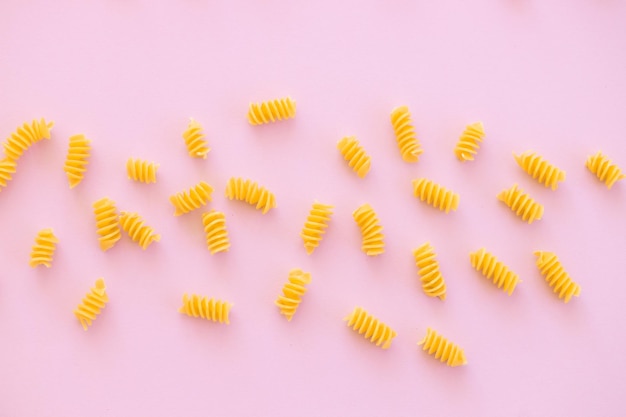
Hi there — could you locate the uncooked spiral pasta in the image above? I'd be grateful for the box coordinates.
[514,151,566,190]
[202,210,230,254]
[3,118,54,161]
[179,294,232,324]
[182,118,210,159]
[119,211,161,249]
[63,134,91,189]
[29,228,59,268]
[74,278,109,331]
[534,251,581,303]
[413,242,447,300]
[344,307,397,349]
[390,106,423,163]
[126,158,159,183]
[418,328,467,367]
[301,201,334,255]
[169,181,214,216]
[497,184,543,224]
[412,178,459,213]
[92,197,121,252]
[275,268,312,321]
[225,177,276,214]
[0,158,16,191]
[247,97,296,125]
[454,122,485,162]
[337,136,371,178]
[352,203,384,256]
[585,151,625,189]
[469,248,521,295]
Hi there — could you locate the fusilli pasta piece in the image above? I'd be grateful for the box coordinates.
[497,184,543,224]
[247,97,296,125]
[390,106,423,163]
[534,251,581,303]
[0,158,16,191]
[454,122,484,162]
[337,136,371,178]
[4,118,54,161]
[413,242,447,300]
[418,328,467,367]
[352,203,384,256]
[469,248,521,295]
[586,151,625,189]
[64,134,91,189]
[275,268,312,321]
[169,181,214,216]
[126,158,159,183]
[225,177,276,214]
[344,307,397,349]
[202,210,230,254]
[182,118,210,159]
[179,294,232,324]
[92,197,121,252]
[514,151,566,190]
[74,278,109,331]
[301,201,334,255]
[119,211,161,249]
[412,178,459,213]
[29,228,59,268]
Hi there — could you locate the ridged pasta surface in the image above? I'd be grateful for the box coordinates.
[418,328,467,367]
[586,151,625,189]
[74,278,109,331]
[119,211,161,249]
[514,151,566,190]
[29,228,59,268]
[413,242,447,300]
[390,106,422,163]
[301,201,334,255]
[470,248,520,295]
[352,203,384,256]
[92,197,121,252]
[179,294,232,324]
[4,118,54,161]
[0,158,16,191]
[126,158,159,183]
[497,184,543,224]
[182,118,210,158]
[225,177,276,214]
[534,251,581,303]
[337,136,371,178]
[275,269,312,321]
[202,210,230,254]
[344,307,397,349]
[169,181,214,216]
[247,97,296,125]
[454,122,484,162]
[412,178,459,213]
[64,134,91,188]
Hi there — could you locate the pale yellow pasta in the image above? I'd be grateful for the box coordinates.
[179,294,232,324]
[514,151,565,190]
[4,118,54,161]
[413,242,447,300]
[275,269,312,321]
[0,158,16,191]
[352,203,384,256]
[169,181,214,216]
[586,151,625,189]
[337,136,371,178]
[454,122,484,162]
[225,177,276,214]
[64,134,91,188]
[119,211,161,249]
[202,210,230,254]
[182,118,210,159]
[390,106,423,163]
[92,197,121,252]
[469,248,521,295]
[412,178,459,213]
[344,306,397,349]
[126,158,159,183]
[247,97,296,125]
[534,251,581,303]
[301,201,334,255]
[497,184,543,224]
[74,278,109,331]
[418,328,467,367]
[29,228,59,268]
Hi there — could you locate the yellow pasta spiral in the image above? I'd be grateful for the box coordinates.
[225,177,276,214]
[179,294,232,324]
[3,118,54,161]
[412,178,460,213]
[344,307,397,349]
[202,210,230,254]
[247,97,296,125]
[126,158,159,183]
[514,151,566,190]
[497,184,544,224]
[352,203,384,256]
[413,242,447,300]
[301,201,334,255]
[0,158,17,191]
[534,251,581,303]
[119,211,161,249]
[275,268,312,321]
[63,134,91,189]
[469,248,521,295]
[74,278,109,331]
[182,118,210,159]
[29,228,59,268]
[92,197,121,252]
[169,181,214,216]
[586,151,625,189]
[454,122,484,162]
[337,136,371,178]
[418,328,467,367]
[390,106,423,163]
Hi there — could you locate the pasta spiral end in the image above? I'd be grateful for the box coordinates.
[74,278,108,331]
[275,269,312,321]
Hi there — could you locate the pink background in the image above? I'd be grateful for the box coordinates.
[1,1,625,416]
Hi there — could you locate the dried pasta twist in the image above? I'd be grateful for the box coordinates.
[74,278,109,331]
[412,178,459,213]
[29,228,59,268]
[390,106,423,163]
[275,268,312,321]
[301,201,334,255]
[497,184,543,224]
[182,118,210,158]
[119,211,161,249]
[585,151,625,189]
[4,118,54,161]
[469,248,521,295]
[344,307,397,349]
[92,197,121,252]
[225,177,276,214]
[64,134,91,188]
[413,242,447,300]
[352,203,384,256]
[247,97,296,125]
[0,158,17,191]
[169,181,214,216]
[418,328,467,367]
[179,294,232,324]
[454,122,484,162]
[202,210,230,254]
[337,136,371,178]
[126,158,159,183]
[534,251,581,303]
[514,151,566,190]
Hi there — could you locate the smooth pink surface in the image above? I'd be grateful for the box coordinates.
[1,1,625,416]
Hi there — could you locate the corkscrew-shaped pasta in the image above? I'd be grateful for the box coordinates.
[225,177,276,214]
[179,294,232,324]
[497,184,544,224]
[0,158,16,191]
[247,97,296,125]
[169,181,214,216]
[275,269,312,321]
[534,251,581,303]
[92,197,121,252]
[413,242,447,300]
[454,122,484,162]
[74,278,109,331]
[337,136,371,178]
[301,201,334,255]
[390,106,423,163]
[126,158,159,183]
[29,228,59,268]
[3,118,54,161]
[352,203,384,256]
[344,307,397,349]
[182,118,210,159]
[63,134,91,189]
[514,151,566,190]
[119,211,161,249]
[469,248,521,295]
[412,178,460,213]
[202,210,230,254]
[585,151,625,189]
[418,328,467,367]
